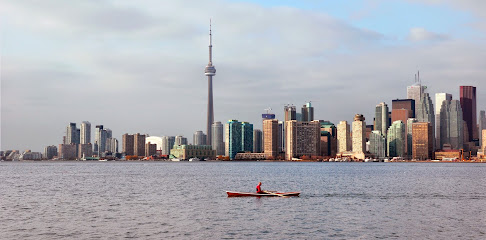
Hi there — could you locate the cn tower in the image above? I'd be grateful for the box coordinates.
[204,20,216,145]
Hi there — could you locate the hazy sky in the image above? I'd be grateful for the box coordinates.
[1,0,486,152]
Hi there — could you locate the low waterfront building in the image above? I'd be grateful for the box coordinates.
[434,150,461,161]
[170,145,216,160]
[234,152,267,160]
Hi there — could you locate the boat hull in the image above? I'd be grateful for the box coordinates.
[226,191,300,197]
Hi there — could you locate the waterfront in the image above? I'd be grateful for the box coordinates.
[1,161,485,239]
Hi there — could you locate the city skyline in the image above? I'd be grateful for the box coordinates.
[2,1,486,151]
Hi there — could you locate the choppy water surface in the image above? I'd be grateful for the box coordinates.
[1,161,485,239]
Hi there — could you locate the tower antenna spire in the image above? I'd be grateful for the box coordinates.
[204,19,216,146]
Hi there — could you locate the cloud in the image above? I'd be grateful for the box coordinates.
[408,27,448,42]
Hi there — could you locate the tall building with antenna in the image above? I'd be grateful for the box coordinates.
[205,20,216,146]
[407,71,426,112]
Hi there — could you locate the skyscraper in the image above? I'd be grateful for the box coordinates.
[80,121,91,144]
[435,93,452,148]
[412,122,433,160]
[94,125,107,155]
[205,20,216,146]
[406,118,418,159]
[369,131,386,159]
[407,72,426,112]
[252,129,263,153]
[225,120,242,160]
[193,131,207,146]
[263,119,279,158]
[337,121,351,153]
[253,129,262,153]
[479,111,486,144]
[439,99,463,150]
[416,92,435,149]
[284,105,297,123]
[301,102,314,122]
[460,86,477,141]
[212,122,224,156]
[285,120,320,160]
[374,102,389,135]
[241,122,253,152]
[387,120,405,157]
[122,133,135,156]
[134,133,146,157]
[175,136,188,146]
[352,114,366,154]
[161,136,176,155]
[392,99,415,118]
[66,123,79,144]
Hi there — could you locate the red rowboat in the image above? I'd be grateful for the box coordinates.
[226,191,300,197]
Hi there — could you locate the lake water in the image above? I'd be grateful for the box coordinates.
[1,161,485,239]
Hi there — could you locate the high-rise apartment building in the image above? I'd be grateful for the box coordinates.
[145,143,157,157]
[412,122,433,160]
[253,129,262,153]
[320,121,337,157]
[352,114,366,154]
[193,131,207,146]
[43,145,58,160]
[80,121,91,144]
[122,133,135,155]
[161,136,176,155]
[369,130,386,159]
[285,120,320,160]
[175,136,188,146]
[337,121,351,153]
[284,105,297,123]
[387,120,405,157]
[66,123,79,144]
[374,102,389,135]
[241,122,253,152]
[225,120,242,160]
[78,143,93,159]
[301,102,314,122]
[439,99,463,150]
[263,119,279,158]
[460,86,477,141]
[94,125,107,155]
[58,143,77,160]
[278,121,284,153]
[212,122,224,156]
[435,93,452,148]
[134,133,146,157]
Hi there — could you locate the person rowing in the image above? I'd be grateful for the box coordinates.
[256,182,264,193]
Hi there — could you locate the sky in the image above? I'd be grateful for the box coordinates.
[1,0,486,152]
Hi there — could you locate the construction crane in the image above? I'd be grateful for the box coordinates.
[264,107,272,114]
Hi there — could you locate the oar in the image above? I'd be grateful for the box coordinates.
[263,191,288,197]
